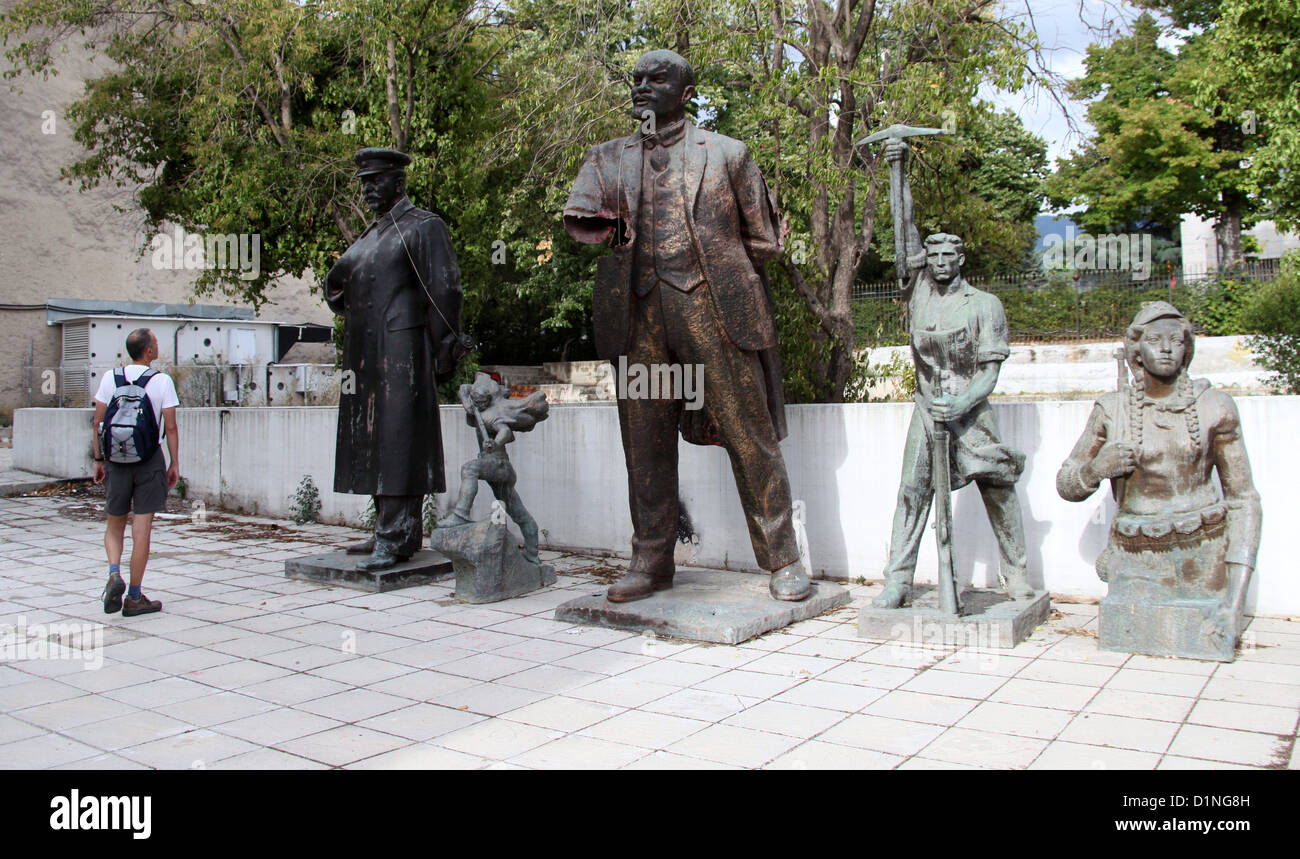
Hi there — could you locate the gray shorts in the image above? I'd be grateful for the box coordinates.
[105,449,168,516]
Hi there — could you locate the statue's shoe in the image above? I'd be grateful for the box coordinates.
[769,565,812,601]
[872,579,911,609]
[356,550,399,572]
[344,538,375,555]
[607,571,673,603]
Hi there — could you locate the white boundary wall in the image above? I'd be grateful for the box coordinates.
[14,397,1299,615]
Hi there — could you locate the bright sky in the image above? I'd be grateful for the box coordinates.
[982,0,1151,168]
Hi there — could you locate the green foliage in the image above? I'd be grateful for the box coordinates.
[359,498,376,531]
[1242,255,1300,392]
[844,350,918,404]
[438,353,480,405]
[174,475,189,502]
[422,496,439,536]
[288,475,322,525]
[1208,0,1300,231]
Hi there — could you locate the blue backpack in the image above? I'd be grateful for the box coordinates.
[101,369,161,464]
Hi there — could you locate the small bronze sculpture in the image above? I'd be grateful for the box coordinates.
[563,49,810,603]
[445,373,550,562]
[871,139,1032,610]
[1057,302,1262,659]
[326,147,469,571]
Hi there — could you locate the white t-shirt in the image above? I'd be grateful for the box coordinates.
[94,364,180,443]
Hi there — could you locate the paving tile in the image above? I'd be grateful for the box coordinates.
[500,696,624,733]
[721,700,847,738]
[1105,667,1209,698]
[0,732,112,768]
[1199,677,1300,709]
[13,694,138,731]
[1016,659,1119,687]
[103,676,219,708]
[1038,634,1129,666]
[621,751,740,770]
[380,641,478,670]
[295,688,413,723]
[817,662,918,689]
[742,651,842,679]
[1123,654,1221,676]
[120,729,261,769]
[771,679,887,712]
[642,689,758,722]
[899,669,1007,700]
[509,735,647,769]
[276,726,410,767]
[861,691,979,726]
[692,669,803,700]
[779,637,877,660]
[671,645,766,669]
[438,653,540,682]
[1186,699,1298,735]
[496,664,605,695]
[186,660,293,691]
[554,649,655,676]
[153,692,276,727]
[1157,755,1255,770]
[437,719,563,760]
[355,703,486,742]
[956,701,1075,740]
[1214,661,1300,687]
[579,710,709,750]
[920,727,1048,768]
[896,757,982,770]
[211,748,330,769]
[932,650,1030,677]
[0,713,45,744]
[61,710,194,751]
[347,744,489,770]
[1083,688,1195,723]
[0,678,83,709]
[367,670,480,702]
[428,682,549,717]
[1166,725,1291,767]
[818,714,946,757]
[233,673,350,707]
[209,634,305,659]
[51,753,150,770]
[1058,712,1179,754]
[991,678,1098,711]
[307,656,415,687]
[215,708,343,746]
[255,644,354,672]
[618,660,726,688]
[567,676,678,708]
[666,724,802,768]
[765,740,903,770]
[1029,741,1159,770]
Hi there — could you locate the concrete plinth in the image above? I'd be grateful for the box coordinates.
[553,569,851,645]
[427,520,556,604]
[1100,597,1236,662]
[856,586,1051,648]
[284,549,453,592]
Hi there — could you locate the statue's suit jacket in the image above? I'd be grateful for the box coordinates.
[564,122,789,441]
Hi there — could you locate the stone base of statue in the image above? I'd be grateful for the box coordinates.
[554,569,851,645]
[284,550,453,592]
[857,585,1050,648]
[426,520,556,604]
[1100,597,1237,662]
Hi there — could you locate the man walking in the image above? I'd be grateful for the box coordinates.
[92,328,180,617]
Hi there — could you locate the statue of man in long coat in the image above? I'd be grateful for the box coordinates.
[326,147,467,571]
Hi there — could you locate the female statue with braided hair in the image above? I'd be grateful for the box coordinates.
[1057,302,1262,660]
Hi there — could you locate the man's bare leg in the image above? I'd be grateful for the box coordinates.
[129,512,154,588]
[105,513,128,568]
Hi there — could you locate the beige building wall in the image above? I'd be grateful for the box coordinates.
[0,1,332,417]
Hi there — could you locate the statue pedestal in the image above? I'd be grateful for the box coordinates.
[856,586,1050,648]
[1100,597,1237,661]
[284,550,453,592]
[427,520,556,604]
[554,569,851,645]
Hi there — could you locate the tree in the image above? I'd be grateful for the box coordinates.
[1045,10,1261,267]
[1206,0,1300,231]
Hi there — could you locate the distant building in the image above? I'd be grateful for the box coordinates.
[1180,212,1300,273]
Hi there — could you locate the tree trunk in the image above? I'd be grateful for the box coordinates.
[1215,187,1244,269]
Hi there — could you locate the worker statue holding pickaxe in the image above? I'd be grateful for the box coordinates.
[861,128,1033,611]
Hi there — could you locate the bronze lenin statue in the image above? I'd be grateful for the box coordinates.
[326,148,467,571]
[563,50,810,602]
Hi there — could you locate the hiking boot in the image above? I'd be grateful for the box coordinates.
[101,572,126,614]
[122,593,163,617]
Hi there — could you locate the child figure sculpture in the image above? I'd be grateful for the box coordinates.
[444,373,550,563]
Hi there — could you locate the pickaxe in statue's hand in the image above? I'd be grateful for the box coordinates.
[855,124,949,290]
